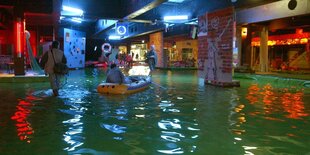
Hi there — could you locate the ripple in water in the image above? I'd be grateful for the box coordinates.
[100,123,127,134]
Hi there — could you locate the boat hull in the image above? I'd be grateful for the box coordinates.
[97,76,151,94]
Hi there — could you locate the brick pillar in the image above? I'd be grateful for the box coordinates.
[198,7,239,87]
[149,31,164,68]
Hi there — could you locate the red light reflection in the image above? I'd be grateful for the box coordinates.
[11,95,37,143]
[246,84,308,119]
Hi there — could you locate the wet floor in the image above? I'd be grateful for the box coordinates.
[0,67,309,155]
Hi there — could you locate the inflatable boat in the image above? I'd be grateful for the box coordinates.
[97,76,151,94]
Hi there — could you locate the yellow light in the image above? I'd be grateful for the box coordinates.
[300,38,308,44]
[241,27,247,38]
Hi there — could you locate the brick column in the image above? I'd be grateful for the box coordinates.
[198,7,239,87]
[149,31,164,68]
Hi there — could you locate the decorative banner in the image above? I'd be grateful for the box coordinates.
[116,22,128,36]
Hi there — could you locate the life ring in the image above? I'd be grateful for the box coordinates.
[101,43,112,53]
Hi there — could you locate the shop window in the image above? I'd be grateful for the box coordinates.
[182,48,193,60]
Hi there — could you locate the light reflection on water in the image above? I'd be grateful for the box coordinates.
[59,84,90,152]
[0,68,309,154]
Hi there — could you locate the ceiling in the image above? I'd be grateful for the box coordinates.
[0,0,282,38]
[59,0,281,23]
[59,0,281,38]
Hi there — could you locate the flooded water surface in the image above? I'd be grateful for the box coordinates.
[0,68,309,155]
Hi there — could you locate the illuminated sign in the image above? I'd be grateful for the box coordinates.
[116,23,127,36]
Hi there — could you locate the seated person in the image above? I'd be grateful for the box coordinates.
[106,63,133,84]
[106,63,125,84]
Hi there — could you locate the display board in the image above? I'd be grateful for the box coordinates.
[63,28,86,68]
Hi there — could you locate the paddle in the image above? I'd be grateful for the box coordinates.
[151,81,167,90]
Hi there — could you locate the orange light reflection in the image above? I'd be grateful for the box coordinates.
[281,92,308,119]
[246,83,308,119]
[246,84,260,104]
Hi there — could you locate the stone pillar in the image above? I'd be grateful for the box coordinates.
[259,26,268,72]
[53,0,62,40]
[236,26,242,67]
[149,31,164,68]
[241,25,252,66]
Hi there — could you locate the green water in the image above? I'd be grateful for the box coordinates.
[0,68,309,155]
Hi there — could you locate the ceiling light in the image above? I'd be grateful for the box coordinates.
[164,15,188,21]
[71,17,82,23]
[168,0,185,3]
[62,5,83,16]
[108,35,121,40]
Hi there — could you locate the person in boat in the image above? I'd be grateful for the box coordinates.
[106,63,135,84]
[146,45,157,71]
[106,63,125,84]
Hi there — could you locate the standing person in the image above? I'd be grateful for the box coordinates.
[135,53,139,60]
[109,45,119,65]
[42,41,67,96]
[146,45,157,71]
[125,53,133,68]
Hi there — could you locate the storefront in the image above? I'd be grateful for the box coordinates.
[164,39,198,68]
[251,29,310,71]
[130,43,147,61]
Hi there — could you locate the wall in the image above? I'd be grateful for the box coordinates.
[63,28,86,68]
[0,30,13,55]
[237,0,310,24]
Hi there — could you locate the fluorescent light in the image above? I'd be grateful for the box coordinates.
[108,35,121,40]
[164,15,188,21]
[71,17,82,23]
[168,0,185,3]
[63,5,83,16]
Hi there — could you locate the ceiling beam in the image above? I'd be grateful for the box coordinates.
[91,0,167,39]
[123,0,168,20]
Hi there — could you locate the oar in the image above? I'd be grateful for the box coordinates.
[151,81,167,90]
